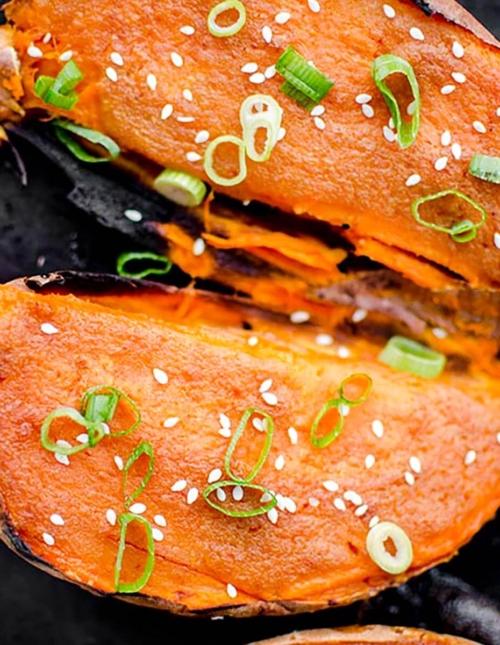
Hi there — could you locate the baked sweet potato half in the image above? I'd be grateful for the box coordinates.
[1,272,500,615]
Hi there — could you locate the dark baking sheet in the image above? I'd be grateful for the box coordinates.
[1,2,500,644]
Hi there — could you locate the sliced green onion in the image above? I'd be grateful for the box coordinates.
[412,190,487,243]
[52,60,84,94]
[379,336,446,379]
[34,76,56,100]
[469,154,500,185]
[239,94,283,162]
[41,87,78,111]
[34,61,83,111]
[204,135,247,187]
[53,119,120,163]
[366,521,413,575]
[311,399,344,449]
[276,47,334,105]
[117,252,172,280]
[372,54,420,149]
[242,116,278,163]
[41,407,105,455]
[207,0,246,37]
[153,169,207,207]
[203,481,277,517]
[339,373,373,406]
[279,81,317,111]
[80,386,141,437]
[225,408,274,483]
[114,513,155,593]
[123,441,155,508]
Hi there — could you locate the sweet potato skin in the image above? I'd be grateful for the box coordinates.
[1,275,500,614]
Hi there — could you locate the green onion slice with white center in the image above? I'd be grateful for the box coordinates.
[153,169,207,207]
[34,60,83,111]
[41,407,106,455]
[469,154,500,185]
[224,408,275,483]
[53,119,120,163]
[203,481,277,517]
[366,521,413,575]
[207,0,247,38]
[80,385,141,437]
[311,399,344,449]
[123,441,155,509]
[276,46,334,107]
[379,336,446,379]
[339,373,373,407]
[117,252,173,280]
[412,189,487,243]
[372,54,420,149]
[114,513,155,593]
[204,135,247,187]
[240,94,283,162]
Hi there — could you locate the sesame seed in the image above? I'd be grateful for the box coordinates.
[193,237,206,255]
[497,107,500,118]
[187,488,199,505]
[43,532,55,546]
[316,333,333,347]
[451,143,462,160]
[262,26,273,43]
[171,52,183,67]
[290,311,310,324]
[333,498,346,511]
[441,85,456,95]
[241,62,259,74]
[248,336,259,347]
[106,509,117,526]
[288,427,298,445]
[323,480,339,492]
[465,450,477,466]
[365,454,375,469]
[180,25,195,36]
[275,11,291,24]
[404,472,416,486]
[42,33,52,44]
[172,480,187,492]
[264,65,276,79]
[183,89,193,102]
[435,156,448,171]
[409,27,424,41]
[314,116,326,130]
[219,428,232,438]
[473,120,487,134]
[59,50,73,62]
[309,497,320,507]
[110,52,124,66]
[217,488,227,502]
[161,104,174,120]
[252,417,265,431]
[338,345,351,359]
[410,456,421,473]
[164,417,180,428]
[389,117,395,129]
[452,41,465,59]
[494,232,500,249]
[277,127,286,141]
[114,456,124,471]
[340,403,350,417]
[441,131,452,146]
[406,173,421,187]
[383,4,396,18]
[262,392,278,406]
[311,105,325,117]
[187,152,202,163]
[249,72,266,84]
[355,504,369,517]
[284,497,297,513]
[129,503,146,514]
[344,491,363,506]
[497,432,500,445]
[432,327,448,339]
[153,368,168,385]
[226,583,238,599]
[124,209,143,222]
[369,515,380,528]
[275,455,285,471]
[355,93,372,105]
[372,420,384,438]
[41,323,59,335]
[352,308,367,323]
[259,378,273,393]
[154,515,167,527]
[308,0,320,12]
[152,528,164,542]
[267,507,279,524]
[362,104,375,119]
[383,126,397,143]
[50,514,65,526]
[27,44,43,58]
[219,413,231,429]
[452,72,466,84]
[55,452,70,467]
[195,130,210,144]
[106,67,118,82]
[208,468,222,484]
[232,485,244,501]
[76,433,88,444]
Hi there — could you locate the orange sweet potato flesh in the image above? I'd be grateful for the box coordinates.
[4,0,500,288]
[1,275,500,615]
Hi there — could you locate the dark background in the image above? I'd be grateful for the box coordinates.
[1,2,500,644]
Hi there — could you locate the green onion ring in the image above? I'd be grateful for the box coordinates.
[204,135,247,187]
[52,60,84,94]
[80,385,141,437]
[153,169,207,207]
[53,119,120,163]
[40,407,105,455]
[224,408,274,483]
[276,46,334,104]
[339,373,373,407]
[469,154,500,185]
[116,252,173,280]
[123,441,155,508]
[34,60,83,111]
[207,0,246,38]
[242,116,278,163]
[366,521,413,575]
[310,399,344,449]
[378,336,446,379]
[203,481,277,517]
[114,513,155,593]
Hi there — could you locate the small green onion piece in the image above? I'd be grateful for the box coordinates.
[203,481,277,518]
[225,408,274,483]
[279,81,318,111]
[366,521,413,575]
[116,252,172,280]
[339,373,373,407]
[53,119,120,163]
[242,116,278,163]
[239,94,283,133]
[114,513,155,593]
[276,47,334,104]
[80,385,141,437]
[469,154,500,185]
[372,54,420,149]
[42,87,79,111]
[204,135,247,187]
[123,441,155,508]
[379,336,446,379]
[52,60,84,94]
[412,189,487,244]
[207,0,246,38]
[40,407,105,455]
[153,169,207,207]
[310,399,344,449]
[34,75,56,100]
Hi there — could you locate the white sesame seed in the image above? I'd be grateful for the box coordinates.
[406,173,421,187]
[497,432,500,445]
[226,583,238,599]
[365,454,375,469]
[473,121,487,134]
[410,456,422,474]
[344,491,363,506]
[290,311,310,324]
[404,472,416,486]
[409,27,425,41]
[389,117,395,129]
[355,504,369,517]
[441,130,452,146]
[171,480,187,492]
[114,456,124,471]
[308,0,320,12]
[161,104,174,120]
[27,44,43,58]
[494,233,500,249]
[435,156,448,171]
[124,209,143,222]
[311,105,325,117]
[441,85,456,95]
[43,532,55,546]
[110,52,124,66]
[452,72,466,84]
[383,4,396,18]
[50,514,65,526]
[452,41,465,59]
[59,50,73,62]
[369,515,380,528]
[76,433,89,444]
[264,65,276,79]
[129,503,146,514]
[275,11,291,24]
[42,33,52,44]
[106,509,117,526]
[241,62,259,74]
[284,497,297,513]
[55,453,70,467]
[340,403,350,417]
[333,498,346,511]
[219,413,231,429]
[275,455,285,471]
[259,378,273,393]
[262,26,273,43]
[186,151,202,163]
[232,485,244,501]
[208,468,222,484]
[249,72,266,84]
[372,420,384,438]
[288,427,298,445]
[314,116,326,130]
[362,104,375,119]
[497,107,500,118]
[262,392,278,406]
[219,428,232,438]
[277,127,286,141]
[152,528,164,542]
[316,333,333,347]
[451,143,462,160]
[191,239,205,259]
[171,52,184,67]
[153,368,168,385]
[252,417,265,432]
[41,323,59,335]
[323,480,339,492]
[154,515,167,527]
[195,130,210,144]
[106,67,118,82]
[217,487,227,502]
[308,497,320,507]
[432,327,448,339]
[352,308,367,323]
[248,336,259,347]
[267,507,279,524]
[465,450,477,466]
[180,25,195,36]
[355,93,372,105]
[338,346,351,359]
[383,126,397,143]
[187,488,199,505]
[183,89,193,102]
[164,417,180,428]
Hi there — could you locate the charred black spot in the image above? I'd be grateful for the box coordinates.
[410,0,433,16]
[2,514,52,570]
